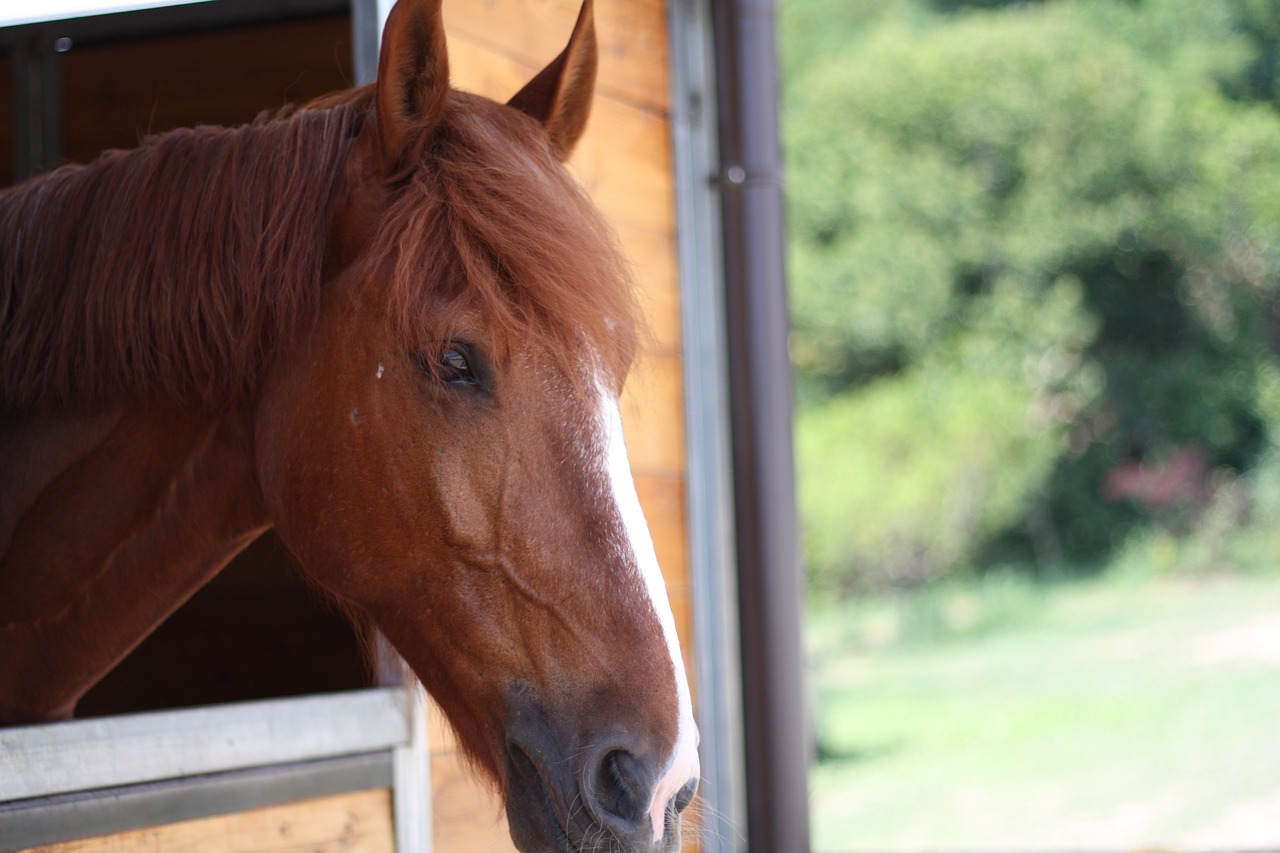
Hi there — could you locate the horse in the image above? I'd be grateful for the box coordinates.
[0,0,700,849]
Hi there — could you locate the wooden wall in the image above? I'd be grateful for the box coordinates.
[0,15,354,185]
[59,15,354,162]
[432,1,696,850]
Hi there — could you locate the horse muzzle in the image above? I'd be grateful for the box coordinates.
[502,687,698,853]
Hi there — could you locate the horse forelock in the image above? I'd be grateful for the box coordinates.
[375,91,642,394]
[0,100,365,413]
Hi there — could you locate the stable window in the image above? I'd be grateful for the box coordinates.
[0,4,430,850]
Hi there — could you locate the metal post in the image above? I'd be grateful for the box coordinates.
[349,0,379,85]
[11,36,63,181]
[392,684,432,853]
[349,0,396,85]
[668,0,749,849]
[712,0,812,849]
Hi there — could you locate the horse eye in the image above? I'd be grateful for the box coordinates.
[441,347,472,382]
[417,343,480,388]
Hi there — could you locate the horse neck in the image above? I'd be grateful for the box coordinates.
[0,405,269,724]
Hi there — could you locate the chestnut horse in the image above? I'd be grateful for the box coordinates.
[0,0,699,849]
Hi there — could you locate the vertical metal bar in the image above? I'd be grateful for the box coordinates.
[392,685,432,853]
[11,35,63,182]
[351,0,397,85]
[667,0,748,850]
[712,0,812,850]
[349,0,379,85]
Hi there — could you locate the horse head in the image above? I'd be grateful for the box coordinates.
[253,1,699,849]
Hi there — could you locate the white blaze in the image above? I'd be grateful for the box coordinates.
[598,385,700,842]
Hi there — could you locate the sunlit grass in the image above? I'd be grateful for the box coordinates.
[808,572,1280,851]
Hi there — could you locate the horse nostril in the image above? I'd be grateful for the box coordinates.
[672,777,698,814]
[663,777,699,839]
[589,748,651,826]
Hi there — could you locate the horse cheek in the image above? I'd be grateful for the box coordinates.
[251,340,365,594]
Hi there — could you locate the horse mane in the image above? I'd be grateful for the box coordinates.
[0,100,365,413]
[0,86,638,414]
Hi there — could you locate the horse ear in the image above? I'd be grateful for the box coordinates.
[506,0,597,161]
[375,0,450,173]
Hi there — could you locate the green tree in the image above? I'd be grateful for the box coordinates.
[784,0,1280,592]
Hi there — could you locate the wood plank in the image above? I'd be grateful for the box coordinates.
[568,93,675,236]
[616,223,682,355]
[442,0,669,111]
[635,472,690,587]
[669,588,696,693]
[429,754,516,853]
[622,352,687,475]
[680,809,704,853]
[426,696,458,756]
[641,279,683,356]
[22,789,394,853]
[447,35,675,236]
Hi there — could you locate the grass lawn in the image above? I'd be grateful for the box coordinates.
[808,571,1280,851]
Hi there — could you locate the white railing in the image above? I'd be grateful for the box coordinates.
[0,687,431,852]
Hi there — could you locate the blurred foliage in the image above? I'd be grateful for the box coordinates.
[798,277,1098,593]
[783,0,1280,593]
